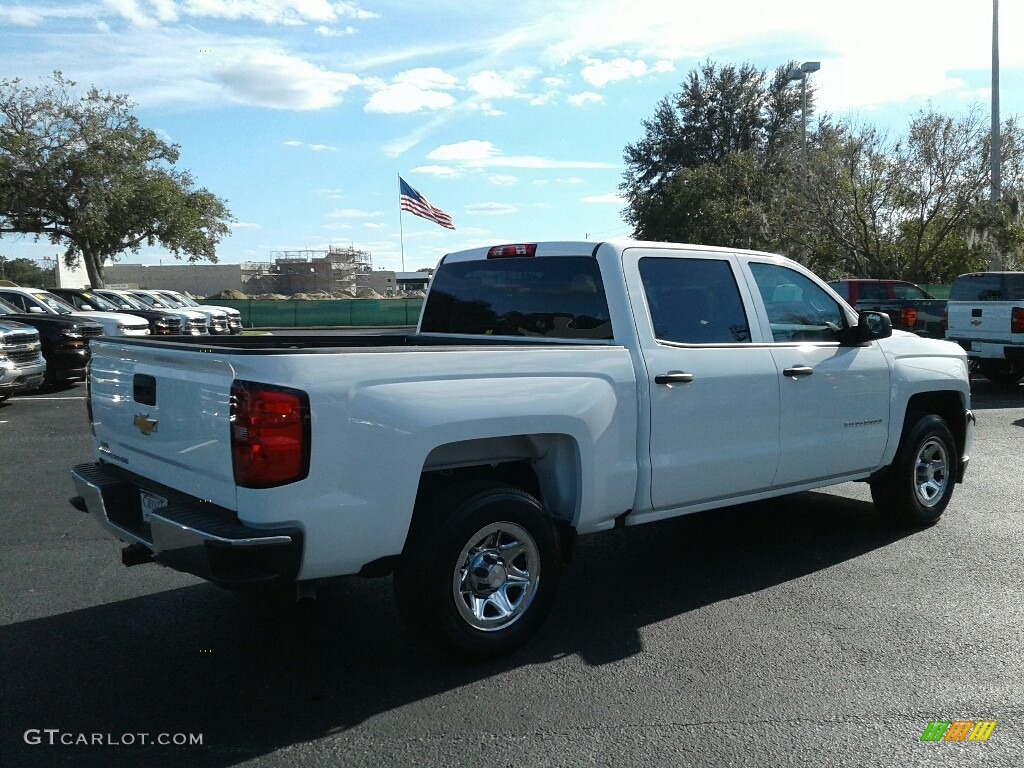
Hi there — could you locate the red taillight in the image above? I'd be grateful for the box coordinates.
[1012,307,1024,335]
[487,243,537,259]
[231,381,310,488]
[901,306,917,328]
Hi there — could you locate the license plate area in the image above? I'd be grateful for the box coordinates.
[140,490,168,522]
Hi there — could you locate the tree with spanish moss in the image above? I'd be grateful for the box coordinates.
[0,72,233,288]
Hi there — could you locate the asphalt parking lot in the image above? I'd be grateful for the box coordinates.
[1,378,1022,768]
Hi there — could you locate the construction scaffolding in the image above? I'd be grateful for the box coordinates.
[243,246,375,296]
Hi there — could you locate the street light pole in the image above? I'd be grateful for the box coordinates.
[787,61,820,164]
[990,0,1002,269]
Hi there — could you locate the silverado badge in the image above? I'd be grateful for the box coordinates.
[133,413,159,436]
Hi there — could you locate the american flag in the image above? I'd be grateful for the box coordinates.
[399,177,455,230]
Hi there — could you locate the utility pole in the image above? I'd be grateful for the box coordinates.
[990,0,1002,270]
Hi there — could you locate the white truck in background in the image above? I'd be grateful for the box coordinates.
[70,240,975,659]
[945,271,1024,386]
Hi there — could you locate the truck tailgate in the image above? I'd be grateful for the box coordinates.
[88,340,238,510]
[946,303,1014,342]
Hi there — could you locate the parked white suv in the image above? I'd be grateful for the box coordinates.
[0,287,150,337]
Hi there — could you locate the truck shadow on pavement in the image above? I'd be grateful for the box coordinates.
[2,492,910,767]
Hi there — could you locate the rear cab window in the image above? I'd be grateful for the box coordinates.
[420,255,613,339]
[950,273,1024,302]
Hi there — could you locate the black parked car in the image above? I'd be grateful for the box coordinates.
[0,296,103,386]
[49,288,183,336]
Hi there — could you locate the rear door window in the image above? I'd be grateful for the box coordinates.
[421,256,612,339]
[638,257,751,344]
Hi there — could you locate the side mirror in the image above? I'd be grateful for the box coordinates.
[29,306,44,313]
[841,310,892,345]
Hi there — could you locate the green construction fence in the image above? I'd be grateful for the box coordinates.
[198,298,424,328]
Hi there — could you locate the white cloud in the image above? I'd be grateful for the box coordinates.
[150,0,179,23]
[104,0,157,28]
[580,57,649,87]
[231,221,261,230]
[0,6,44,25]
[395,67,459,91]
[568,92,602,107]
[95,20,111,32]
[466,203,517,215]
[428,140,617,170]
[468,70,526,100]
[179,0,378,25]
[365,83,456,114]
[283,140,304,146]
[308,143,336,151]
[364,68,460,114]
[583,193,625,204]
[214,52,361,110]
[411,165,458,177]
[328,208,381,219]
[489,175,517,185]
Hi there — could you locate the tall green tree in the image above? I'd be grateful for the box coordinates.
[621,60,806,246]
[0,72,233,287]
[796,109,1024,282]
[0,255,50,286]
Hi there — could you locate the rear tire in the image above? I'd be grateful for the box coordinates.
[394,483,561,660]
[870,414,957,527]
[979,359,1024,386]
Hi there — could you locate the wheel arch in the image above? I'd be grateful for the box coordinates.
[901,391,968,481]
[410,433,581,557]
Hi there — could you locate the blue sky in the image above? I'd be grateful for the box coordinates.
[1,0,1022,272]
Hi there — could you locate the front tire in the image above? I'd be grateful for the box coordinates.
[870,414,957,527]
[394,483,561,660]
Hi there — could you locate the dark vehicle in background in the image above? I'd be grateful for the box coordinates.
[0,317,46,402]
[945,271,1024,386]
[0,296,103,386]
[828,279,946,337]
[49,288,183,336]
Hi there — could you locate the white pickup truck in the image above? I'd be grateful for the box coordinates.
[71,240,975,659]
[945,271,1024,386]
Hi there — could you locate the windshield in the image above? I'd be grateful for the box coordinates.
[0,296,22,314]
[154,292,187,308]
[28,292,76,315]
[76,291,121,312]
[132,292,171,309]
[98,291,145,310]
[168,293,200,307]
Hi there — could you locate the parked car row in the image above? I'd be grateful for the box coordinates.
[0,285,244,405]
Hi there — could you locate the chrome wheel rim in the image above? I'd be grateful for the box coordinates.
[453,522,540,632]
[914,437,950,508]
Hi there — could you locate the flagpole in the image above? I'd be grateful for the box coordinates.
[398,174,406,272]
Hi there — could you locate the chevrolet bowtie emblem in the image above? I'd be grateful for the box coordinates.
[133,413,158,436]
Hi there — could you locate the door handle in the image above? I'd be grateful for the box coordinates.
[782,366,814,378]
[655,372,694,385]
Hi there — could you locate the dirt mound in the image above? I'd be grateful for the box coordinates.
[207,289,248,300]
